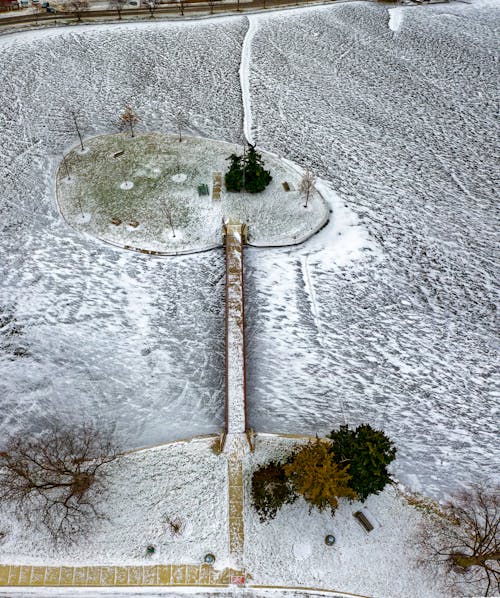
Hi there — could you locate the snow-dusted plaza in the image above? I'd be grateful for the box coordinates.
[0,0,498,595]
[57,132,328,253]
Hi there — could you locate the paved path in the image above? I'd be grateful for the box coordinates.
[228,451,245,561]
[0,564,245,587]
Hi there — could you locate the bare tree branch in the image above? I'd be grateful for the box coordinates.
[0,422,118,543]
[417,482,500,596]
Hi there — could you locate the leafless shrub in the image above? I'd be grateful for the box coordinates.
[120,105,139,138]
[417,483,500,596]
[165,516,186,537]
[300,169,316,208]
[63,0,89,22]
[0,423,118,543]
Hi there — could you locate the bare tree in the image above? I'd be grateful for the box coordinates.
[300,169,316,208]
[109,0,127,18]
[0,423,118,542]
[175,110,189,142]
[207,0,220,14]
[120,105,139,138]
[70,110,86,151]
[143,0,158,17]
[417,483,500,596]
[176,0,186,16]
[63,0,89,22]
[164,206,176,238]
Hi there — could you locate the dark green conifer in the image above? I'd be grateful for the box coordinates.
[328,424,396,501]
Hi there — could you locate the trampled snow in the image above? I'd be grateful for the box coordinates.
[0,0,498,504]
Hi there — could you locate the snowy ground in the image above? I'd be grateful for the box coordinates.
[0,438,230,567]
[0,437,459,597]
[0,0,498,503]
[57,132,328,253]
[243,0,499,499]
[244,435,450,598]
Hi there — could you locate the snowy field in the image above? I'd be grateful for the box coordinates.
[0,0,498,503]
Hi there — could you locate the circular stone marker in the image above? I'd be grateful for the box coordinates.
[56,132,329,255]
[171,173,187,183]
[293,541,312,561]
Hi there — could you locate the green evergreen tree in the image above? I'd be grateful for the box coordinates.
[328,424,396,501]
[251,460,297,522]
[244,144,272,193]
[224,145,272,194]
[225,153,244,192]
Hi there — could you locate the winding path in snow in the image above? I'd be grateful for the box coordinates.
[240,16,258,145]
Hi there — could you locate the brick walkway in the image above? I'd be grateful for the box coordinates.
[228,452,245,561]
[0,564,244,587]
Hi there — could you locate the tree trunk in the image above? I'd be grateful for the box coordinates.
[452,551,500,569]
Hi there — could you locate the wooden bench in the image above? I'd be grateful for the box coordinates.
[212,172,222,200]
[111,217,122,226]
[198,183,209,196]
[353,510,375,532]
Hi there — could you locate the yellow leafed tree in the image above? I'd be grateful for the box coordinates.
[284,439,357,514]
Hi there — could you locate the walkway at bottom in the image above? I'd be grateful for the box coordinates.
[0,563,244,587]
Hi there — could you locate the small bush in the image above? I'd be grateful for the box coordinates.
[251,460,297,522]
[210,436,223,455]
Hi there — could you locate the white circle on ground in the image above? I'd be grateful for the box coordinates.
[78,147,90,155]
[171,173,187,183]
[75,212,92,224]
[163,229,183,243]
[120,181,134,190]
[293,541,312,560]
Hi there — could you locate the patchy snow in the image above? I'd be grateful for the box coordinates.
[225,223,247,435]
[57,133,329,254]
[171,173,188,183]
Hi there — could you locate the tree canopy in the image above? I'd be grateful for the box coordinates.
[225,144,272,193]
[284,440,357,514]
[328,424,396,501]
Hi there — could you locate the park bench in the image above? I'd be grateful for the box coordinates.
[198,183,209,196]
[111,217,122,225]
[353,509,375,532]
[282,181,291,192]
[212,172,222,200]
[113,150,124,158]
